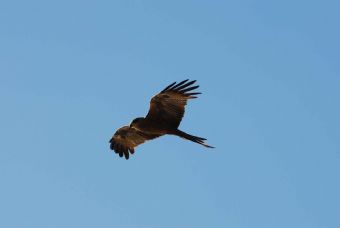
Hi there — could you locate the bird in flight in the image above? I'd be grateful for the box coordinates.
[109,79,214,159]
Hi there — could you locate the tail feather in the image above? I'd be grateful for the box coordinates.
[174,129,214,148]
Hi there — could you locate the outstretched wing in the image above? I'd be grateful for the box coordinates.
[146,79,201,128]
[109,126,161,159]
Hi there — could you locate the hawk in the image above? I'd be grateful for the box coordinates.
[109,79,214,159]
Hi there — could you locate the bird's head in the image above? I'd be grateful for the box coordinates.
[130,117,144,128]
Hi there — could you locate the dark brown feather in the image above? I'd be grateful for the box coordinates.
[146,80,200,128]
[169,79,190,90]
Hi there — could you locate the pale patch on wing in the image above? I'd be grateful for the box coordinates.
[109,126,161,159]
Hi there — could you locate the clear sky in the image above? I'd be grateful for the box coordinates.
[1,1,339,227]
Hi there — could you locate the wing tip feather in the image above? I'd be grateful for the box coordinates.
[160,79,201,97]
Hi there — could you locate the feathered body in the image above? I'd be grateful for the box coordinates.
[109,79,214,159]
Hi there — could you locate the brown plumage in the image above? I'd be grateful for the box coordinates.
[109,79,214,159]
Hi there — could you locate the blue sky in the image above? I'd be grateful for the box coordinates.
[1,1,339,227]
